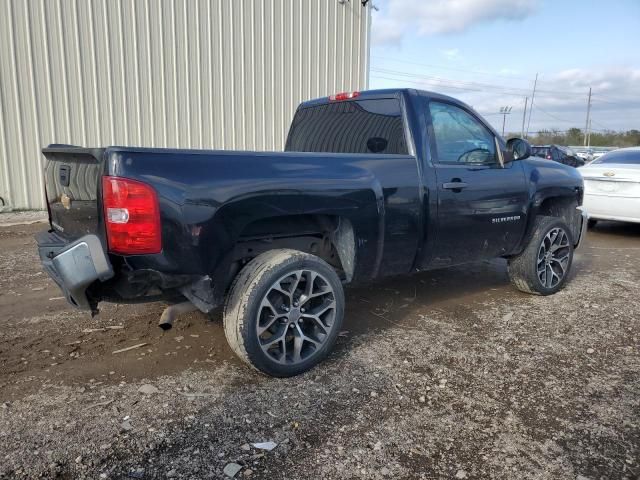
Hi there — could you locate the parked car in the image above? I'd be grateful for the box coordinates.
[575,148,595,163]
[591,148,616,160]
[579,147,640,226]
[531,145,585,167]
[36,89,587,377]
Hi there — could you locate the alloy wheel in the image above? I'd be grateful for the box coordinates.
[537,227,570,288]
[256,269,337,365]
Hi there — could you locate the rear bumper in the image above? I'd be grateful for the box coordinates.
[36,231,114,311]
[582,194,640,224]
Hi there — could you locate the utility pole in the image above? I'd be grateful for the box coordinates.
[500,106,512,137]
[584,87,592,146]
[521,97,528,138]
[587,118,592,147]
[525,73,538,138]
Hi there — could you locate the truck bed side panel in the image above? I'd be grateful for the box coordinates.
[104,148,422,283]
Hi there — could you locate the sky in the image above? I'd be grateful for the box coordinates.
[369,0,640,135]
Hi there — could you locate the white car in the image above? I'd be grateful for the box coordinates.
[575,149,594,163]
[579,147,640,225]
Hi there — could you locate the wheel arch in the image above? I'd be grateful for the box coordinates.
[200,203,372,313]
[512,193,582,255]
[229,213,356,284]
[534,194,582,244]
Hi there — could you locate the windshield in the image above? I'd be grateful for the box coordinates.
[591,150,640,165]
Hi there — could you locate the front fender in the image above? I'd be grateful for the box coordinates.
[514,158,584,253]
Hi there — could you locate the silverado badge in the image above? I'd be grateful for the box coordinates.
[603,171,615,177]
[60,193,72,209]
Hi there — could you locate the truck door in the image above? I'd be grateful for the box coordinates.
[425,100,528,267]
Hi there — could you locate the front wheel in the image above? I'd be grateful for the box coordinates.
[223,249,344,377]
[508,216,574,295]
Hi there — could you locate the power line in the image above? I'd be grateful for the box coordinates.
[371,67,595,99]
[584,87,592,147]
[371,68,533,97]
[590,118,615,131]
[526,73,538,137]
[371,72,634,133]
[371,55,534,81]
[533,106,575,124]
[370,74,485,93]
[372,67,529,93]
[371,65,640,102]
[521,96,529,139]
[588,92,640,103]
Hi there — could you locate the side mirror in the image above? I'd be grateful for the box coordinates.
[506,138,531,161]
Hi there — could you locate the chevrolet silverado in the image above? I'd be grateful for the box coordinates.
[37,89,587,376]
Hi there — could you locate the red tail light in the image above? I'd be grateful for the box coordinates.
[102,176,161,255]
[329,91,360,102]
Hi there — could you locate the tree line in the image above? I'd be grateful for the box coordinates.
[512,128,640,147]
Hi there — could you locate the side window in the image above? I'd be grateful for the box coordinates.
[428,101,497,165]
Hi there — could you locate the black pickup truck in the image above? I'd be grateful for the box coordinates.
[37,89,587,377]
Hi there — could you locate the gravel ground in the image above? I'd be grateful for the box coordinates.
[0,210,48,226]
[0,220,638,479]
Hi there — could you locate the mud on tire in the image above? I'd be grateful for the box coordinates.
[223,249,344,377]
[508,216,575,295]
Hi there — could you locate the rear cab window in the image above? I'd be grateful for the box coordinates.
[285,98,408,155]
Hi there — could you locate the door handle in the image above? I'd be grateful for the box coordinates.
[442,181,469,190]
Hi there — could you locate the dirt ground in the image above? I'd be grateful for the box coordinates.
[0,220,638,479]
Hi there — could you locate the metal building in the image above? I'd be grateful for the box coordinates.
[0,0,371,210]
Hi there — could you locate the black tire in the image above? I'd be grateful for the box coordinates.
[223,249,344,377]
[587,218,598,229]
[508,216,574,295]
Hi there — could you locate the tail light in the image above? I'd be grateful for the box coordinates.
[329,91,360,102]
[546,155,552,159]
[102,176,161,255]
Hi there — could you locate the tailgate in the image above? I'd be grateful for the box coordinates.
[42,145,106,240]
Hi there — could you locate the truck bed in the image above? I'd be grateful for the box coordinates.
[42,144,422,308]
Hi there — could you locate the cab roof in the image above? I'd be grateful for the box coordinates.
[299,88,464,108]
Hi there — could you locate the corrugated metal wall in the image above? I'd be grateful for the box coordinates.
[0,0,371,210]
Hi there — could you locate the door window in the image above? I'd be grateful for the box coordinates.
[429,101,497,165]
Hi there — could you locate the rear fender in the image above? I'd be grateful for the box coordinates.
[204,183,384,281]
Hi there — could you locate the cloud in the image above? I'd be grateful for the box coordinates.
[498,68,521,76]
[371,65,640,131]
[372,0,538,46]
[468,68,640,132]
[440,48,461,60]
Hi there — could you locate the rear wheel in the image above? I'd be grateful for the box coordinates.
[223,249,344,377]
[508,216,574,295]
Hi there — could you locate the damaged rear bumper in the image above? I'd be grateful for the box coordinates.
[36,230,218,313]
[36,231,114,311]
